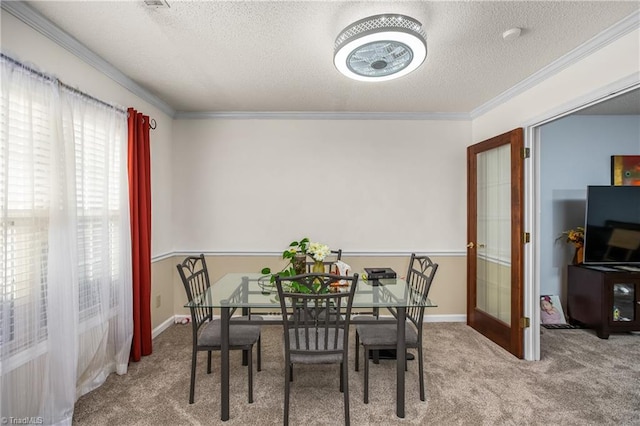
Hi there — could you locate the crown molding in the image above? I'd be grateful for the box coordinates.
[5,1,637,122]
[174,111,470,120]
[471,9,640,119]
[1,1,176,118]
[523,73,640,128]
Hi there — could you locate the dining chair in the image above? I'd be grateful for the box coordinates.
[354,253,438,403]
[177,254,262,404]
[306,248,343,273]
[274,272,359,426]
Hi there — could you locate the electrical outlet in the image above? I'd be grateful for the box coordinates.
[156,295,161,308]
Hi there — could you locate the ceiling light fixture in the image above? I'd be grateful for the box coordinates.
[334,14,427,82]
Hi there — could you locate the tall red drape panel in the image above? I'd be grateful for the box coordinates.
[128,108,152,362]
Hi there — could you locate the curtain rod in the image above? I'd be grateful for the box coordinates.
[2,52,128,116]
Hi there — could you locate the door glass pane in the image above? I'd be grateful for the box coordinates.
[612,283,634,322]
[476,145,511,323]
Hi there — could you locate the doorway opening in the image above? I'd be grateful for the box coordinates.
[525,85,640,360]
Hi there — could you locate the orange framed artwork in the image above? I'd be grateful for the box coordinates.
[611,155,640,186]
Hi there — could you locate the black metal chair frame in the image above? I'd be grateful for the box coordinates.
[177,254,262,404]
[354,254,438,403]
[275,272,358,426]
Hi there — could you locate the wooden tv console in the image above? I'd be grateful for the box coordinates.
[567,265,640,339]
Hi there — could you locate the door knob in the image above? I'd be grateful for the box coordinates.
[466,242,474,249]
[478,243,486,248]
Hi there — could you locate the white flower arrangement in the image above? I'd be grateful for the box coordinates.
[307,242,331,262]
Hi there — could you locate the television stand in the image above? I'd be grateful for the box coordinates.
[616,265,640,272]
[567,265,640,339]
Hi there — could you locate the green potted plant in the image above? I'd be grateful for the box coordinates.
[261,237,331,293]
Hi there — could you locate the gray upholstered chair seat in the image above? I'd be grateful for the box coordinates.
[199,316,263,347]
[275,272,359,426]
[177,254,262,405]
[354,254,438,405]
[355,321,419,347]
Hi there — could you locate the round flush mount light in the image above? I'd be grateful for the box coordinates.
[334,14,427,82]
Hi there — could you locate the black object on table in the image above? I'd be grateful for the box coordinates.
[369,349,415,361]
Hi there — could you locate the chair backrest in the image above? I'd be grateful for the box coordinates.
[306,249,343,273]
[176,254,212,334]
[405,254,438,330]
[274,272,358,359]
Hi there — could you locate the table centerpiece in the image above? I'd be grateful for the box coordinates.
[261,237,331,293]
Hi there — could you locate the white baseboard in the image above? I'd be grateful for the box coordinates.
[173,314,192,323]
[152,315,188,339]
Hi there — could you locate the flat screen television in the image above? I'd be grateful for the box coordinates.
[583,185,640,265]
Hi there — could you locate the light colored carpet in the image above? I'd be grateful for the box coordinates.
[72,323,640,425]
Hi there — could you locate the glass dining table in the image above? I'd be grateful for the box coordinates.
[186,272,437,421]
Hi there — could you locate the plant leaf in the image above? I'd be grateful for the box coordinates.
[280,269,291,277]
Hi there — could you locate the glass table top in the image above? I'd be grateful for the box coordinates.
[185,273,436,309]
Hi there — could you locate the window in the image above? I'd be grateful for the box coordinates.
[0,86,52,361]
[0,63,128,368]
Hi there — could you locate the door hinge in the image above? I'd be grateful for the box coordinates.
[522,147,530,159]
[523,232,530,243]
[520,317,530,328]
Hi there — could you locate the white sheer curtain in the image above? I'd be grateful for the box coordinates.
[0,55,133,425]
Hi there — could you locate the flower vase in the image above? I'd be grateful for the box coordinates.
[572,246,584,265]
[312,260,325,274]
[293,254,306,275]
[311,260,326,289]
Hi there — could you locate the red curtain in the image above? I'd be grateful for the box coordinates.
[128,108,152,362]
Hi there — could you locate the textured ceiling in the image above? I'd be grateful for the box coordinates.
[19,1,640,114]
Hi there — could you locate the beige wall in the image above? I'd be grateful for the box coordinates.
[151,258,177,330]
[153,254,466,329]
